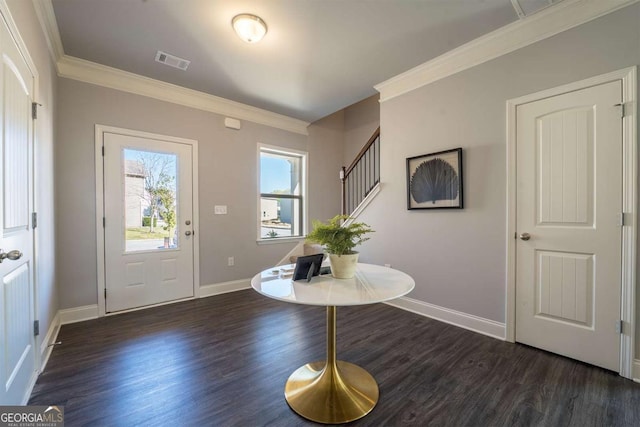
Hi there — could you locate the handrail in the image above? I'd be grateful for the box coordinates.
[344,127,380,177]
[341,127,380,216]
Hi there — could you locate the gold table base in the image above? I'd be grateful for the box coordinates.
[284,306,379,424]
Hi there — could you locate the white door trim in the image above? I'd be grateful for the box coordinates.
[506,67,637,378]
[95,125,200,317]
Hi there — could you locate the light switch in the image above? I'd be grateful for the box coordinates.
[214,205,228,215]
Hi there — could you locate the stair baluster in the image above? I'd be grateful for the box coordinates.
[341,127,380,216]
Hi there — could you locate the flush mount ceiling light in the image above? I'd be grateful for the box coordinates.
[232,14,267,43]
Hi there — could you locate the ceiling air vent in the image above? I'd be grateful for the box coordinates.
[155,50,190,71]
[511,0,563,18]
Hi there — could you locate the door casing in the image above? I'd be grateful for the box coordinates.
[506,67,637,378]
[95,125,200,317]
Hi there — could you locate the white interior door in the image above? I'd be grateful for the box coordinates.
[515,80,622,371]
[103,132,194,313]
[0,17,36,404]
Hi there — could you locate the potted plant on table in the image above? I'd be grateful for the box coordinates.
[306,214,374,279]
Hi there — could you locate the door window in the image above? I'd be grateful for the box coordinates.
[123,149,179,252]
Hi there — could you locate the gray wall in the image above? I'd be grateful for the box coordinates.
[6,0,58,353]
[357,4,640,330]
[56,78,343,308]
[307,110,344,224]
[307,95,381,223]
[343,95,380,165]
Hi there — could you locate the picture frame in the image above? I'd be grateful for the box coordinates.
[292,253,325,282]
[406,148,463,210]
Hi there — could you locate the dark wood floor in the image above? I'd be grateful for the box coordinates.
[30,290,640,426]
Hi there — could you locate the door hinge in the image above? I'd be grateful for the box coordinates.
[104,288,107,299]
[103,217,106,228]
[616,320,623,334]
[102,146,105,156]
[614,103,627,118]
[618,212,630,226]
[31,102,40,120]
[32,212,37,229]
[33,320,39,336]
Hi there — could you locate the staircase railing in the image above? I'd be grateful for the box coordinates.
[341,127,380,216]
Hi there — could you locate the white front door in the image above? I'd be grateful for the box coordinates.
[515,80,622,371]
[103,132,194,313]
[0,17,36,404]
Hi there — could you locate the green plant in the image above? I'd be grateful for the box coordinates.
[267,229,278,238]
[306,214,373,256]
[142,216,157,228]
[158,188,176,237]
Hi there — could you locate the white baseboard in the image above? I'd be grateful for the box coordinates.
[39,312,61,372]
[21,371,38,405]
[385,296,506,340]
[633,359,640,383]
[54,281,251,328]
[200,279,251,298]
[59,304,99,324]
[22,313,63,404]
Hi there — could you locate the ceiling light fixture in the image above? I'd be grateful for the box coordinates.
[232,14,267,44]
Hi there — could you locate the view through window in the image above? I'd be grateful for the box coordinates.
[124,148,179,252]
[259,147,306,239]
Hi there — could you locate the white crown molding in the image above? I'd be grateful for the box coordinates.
[33,0,309,135]
[31,0,64,66]
[375,0,639,102]
[57,55,309,135]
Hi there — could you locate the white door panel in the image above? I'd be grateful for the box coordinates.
[103,133,194,312]
[516,80,622,371]
[0,16,36,404]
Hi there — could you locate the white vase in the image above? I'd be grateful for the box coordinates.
[328,252,359,279]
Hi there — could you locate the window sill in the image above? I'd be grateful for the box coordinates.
[256,236,306,245]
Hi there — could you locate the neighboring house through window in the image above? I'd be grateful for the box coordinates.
[258,144,307,241]
[124,159,147,228]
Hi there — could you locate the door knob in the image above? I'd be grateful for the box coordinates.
[0,249,23,263]
[185,231,192,236]
[519,233,531,241]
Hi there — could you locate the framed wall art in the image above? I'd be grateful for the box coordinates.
[406,147,463,210]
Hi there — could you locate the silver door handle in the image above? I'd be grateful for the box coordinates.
[519,233,531,241]
[0,249,23,263]
[185,231,192,236]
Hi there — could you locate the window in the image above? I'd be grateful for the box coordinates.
[258,145,307,241]
[123,149,179,252]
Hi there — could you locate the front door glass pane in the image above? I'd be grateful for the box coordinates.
[123,149,178,252]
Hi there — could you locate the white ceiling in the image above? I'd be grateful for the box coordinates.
[50,0,552,123]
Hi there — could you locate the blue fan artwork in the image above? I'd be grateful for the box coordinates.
[407,148,462,209]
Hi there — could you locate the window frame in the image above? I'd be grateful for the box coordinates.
[257,143,308,244]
